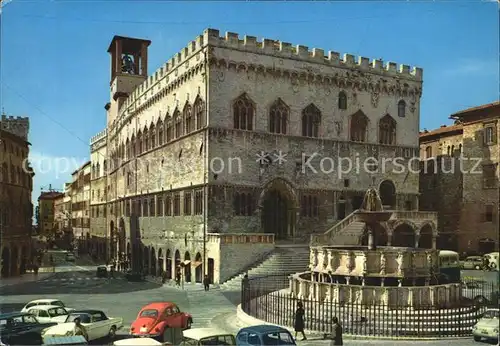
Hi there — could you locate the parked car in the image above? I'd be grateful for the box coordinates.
[0,312,58,345]
[42,335,88,345]
[236,325,296,346]
[461,280,497,304]
[182,328,236,345]
[472,308,499,343]
[41,310,123,342]
[484,252,499,271]
[130,302,193,341]
[460,256,484,270]
[26,305,70,324]
[21,299,76,313]
[113,337,168,345]
[96,266,108,278]
[65,253,76,262]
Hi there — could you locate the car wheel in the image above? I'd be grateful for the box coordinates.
[108,326,117,339]
[186,318,192,329]
[473,336,481,341]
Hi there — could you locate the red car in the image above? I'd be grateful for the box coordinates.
[130,302,193,341]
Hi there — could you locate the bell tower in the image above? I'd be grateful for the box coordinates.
[106,36,151,125]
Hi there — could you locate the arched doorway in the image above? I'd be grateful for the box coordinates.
[184,252,191,283]
[20,246,28,274]
[150,247,156,276]
[166,249,172,279]
[158,248,163,276]
[361,224,388,246]
[118,218,126,257]
[379,180,396,209]
[109,221,115,260]
[10,246,18,276]
[478,239,496,254]
[260,179,297,240]
[194,252,203,283]
[207,258,214,284]
[2,247,10,278]
[392,223,416,247]
[419,224,434,249]
[174,250,181,275]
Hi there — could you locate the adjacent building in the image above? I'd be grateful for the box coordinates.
[420,101,499,254]
[0,116,34,278]
[70,162,91,253]
[37,190,64,237]
[87,29,437,284]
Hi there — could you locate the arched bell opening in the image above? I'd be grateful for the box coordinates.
[392,223,416,248]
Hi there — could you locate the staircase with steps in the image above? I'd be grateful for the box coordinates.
[220,246,310,291]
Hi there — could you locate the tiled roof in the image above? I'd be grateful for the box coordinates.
[419,124,463,138]
[38,191,64,200]
[449,101,500,118]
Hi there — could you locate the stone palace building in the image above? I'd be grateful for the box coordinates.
[88,29,437,284]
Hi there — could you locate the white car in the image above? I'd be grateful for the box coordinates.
[41,310,123,341]
[21,299,75,313]
[473,308,499,343]
[26,305,70,324]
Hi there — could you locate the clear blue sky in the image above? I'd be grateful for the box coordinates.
[0,0,498,207]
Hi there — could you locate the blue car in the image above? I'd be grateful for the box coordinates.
[236,325,296,345]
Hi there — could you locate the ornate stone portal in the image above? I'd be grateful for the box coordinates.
[288,188,461,309]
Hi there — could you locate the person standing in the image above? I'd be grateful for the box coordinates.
[330,316,343,346]
[175,266,181,287]
[203,274,210,291]
[73,317,89,341]
[294,301,307,341]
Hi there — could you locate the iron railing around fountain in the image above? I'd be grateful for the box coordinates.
[241,274,499,339]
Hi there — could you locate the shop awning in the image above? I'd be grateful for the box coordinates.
[182,260,191,265]
[193,261,202,268]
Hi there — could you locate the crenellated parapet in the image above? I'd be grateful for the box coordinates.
[204,29,422,81]
[90,129,108,152]
[0,114,30,140]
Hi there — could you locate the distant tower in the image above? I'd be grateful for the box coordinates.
[106,36,151,125]
[0,113,30,140]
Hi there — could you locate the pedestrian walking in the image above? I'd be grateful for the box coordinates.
[294,301,307,341]
[175,266,181,287]
[330,316,343,346]
[203,274,210,291]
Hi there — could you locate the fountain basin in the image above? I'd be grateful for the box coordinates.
[354,211,393,223]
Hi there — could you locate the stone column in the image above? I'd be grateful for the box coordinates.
[414,234,420,248]
[163,250,167,273]
[432,235,437,250]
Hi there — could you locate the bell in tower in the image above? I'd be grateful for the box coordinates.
[107,35,151,84]
[121,54,136,74]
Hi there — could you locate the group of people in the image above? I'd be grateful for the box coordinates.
[294,301,343,345]
[172,265,211,291]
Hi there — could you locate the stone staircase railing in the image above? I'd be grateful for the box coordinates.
[310,210,359,245]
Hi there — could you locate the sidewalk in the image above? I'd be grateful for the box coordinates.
[0,272,55,288]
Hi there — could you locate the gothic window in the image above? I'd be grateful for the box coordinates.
[350,110,369,142]
[338,91,347,110]
[269,98,289,134]
[166,118,173,142]
[2,163,8,183]
[142,199,148,217]
[300,195,319,217]
[130,135,136,157]
[149,197,155,217]
[165,194,172,216]
[451,145,455,156]
[144,126,149,151]
[233,94,255,131]
[150,123,156,149]
[378,114,396,145]
[157,120,163,146]
[137,130,143,154]
[459,143,462,153]
[183,102,193,134]
[96,163,100,178]
[184,191,192,215]
[174,110,183,138]
[125,139,130,159]
[301,104,321,137]
[194,189,203,215]
[173,193,180,216]
[157,196,163,216]
[233,192,254,216]
[447,146,451,156]
[398,100,406,118]
[194,97,204,130]
[425,146,432,159]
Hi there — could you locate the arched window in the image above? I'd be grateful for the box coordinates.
[96,163,100,178]
[130,134,136,157]
[338,91,347,110]
[233,192,254,216]
[350,110,369,142]
[157,120,164,146]
[91,164,96,179]
[378,114,396,145]
[137,130,143,154]
[166,117,173,142]
[451,145,455,156]
[233,94,254,131]
[143,126,149,151]
[150,123,156,149]
[447,145,450,156]
[174,110,183,138]
[125,138,130,159]
[269,98,288,134]
[398,100,406,118]
[425,146,432,159]
[183,102,193,134]
[194,97,204,130]
[458,143,462,153]
[301,104,321,137]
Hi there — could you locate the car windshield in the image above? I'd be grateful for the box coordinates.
[483,310,499,319]
[48,307,68,317]
[67,313,91,323]
[50,301,65,307]
[200,335,235,345]
[263,331,295,345]
[139,309,158,318]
